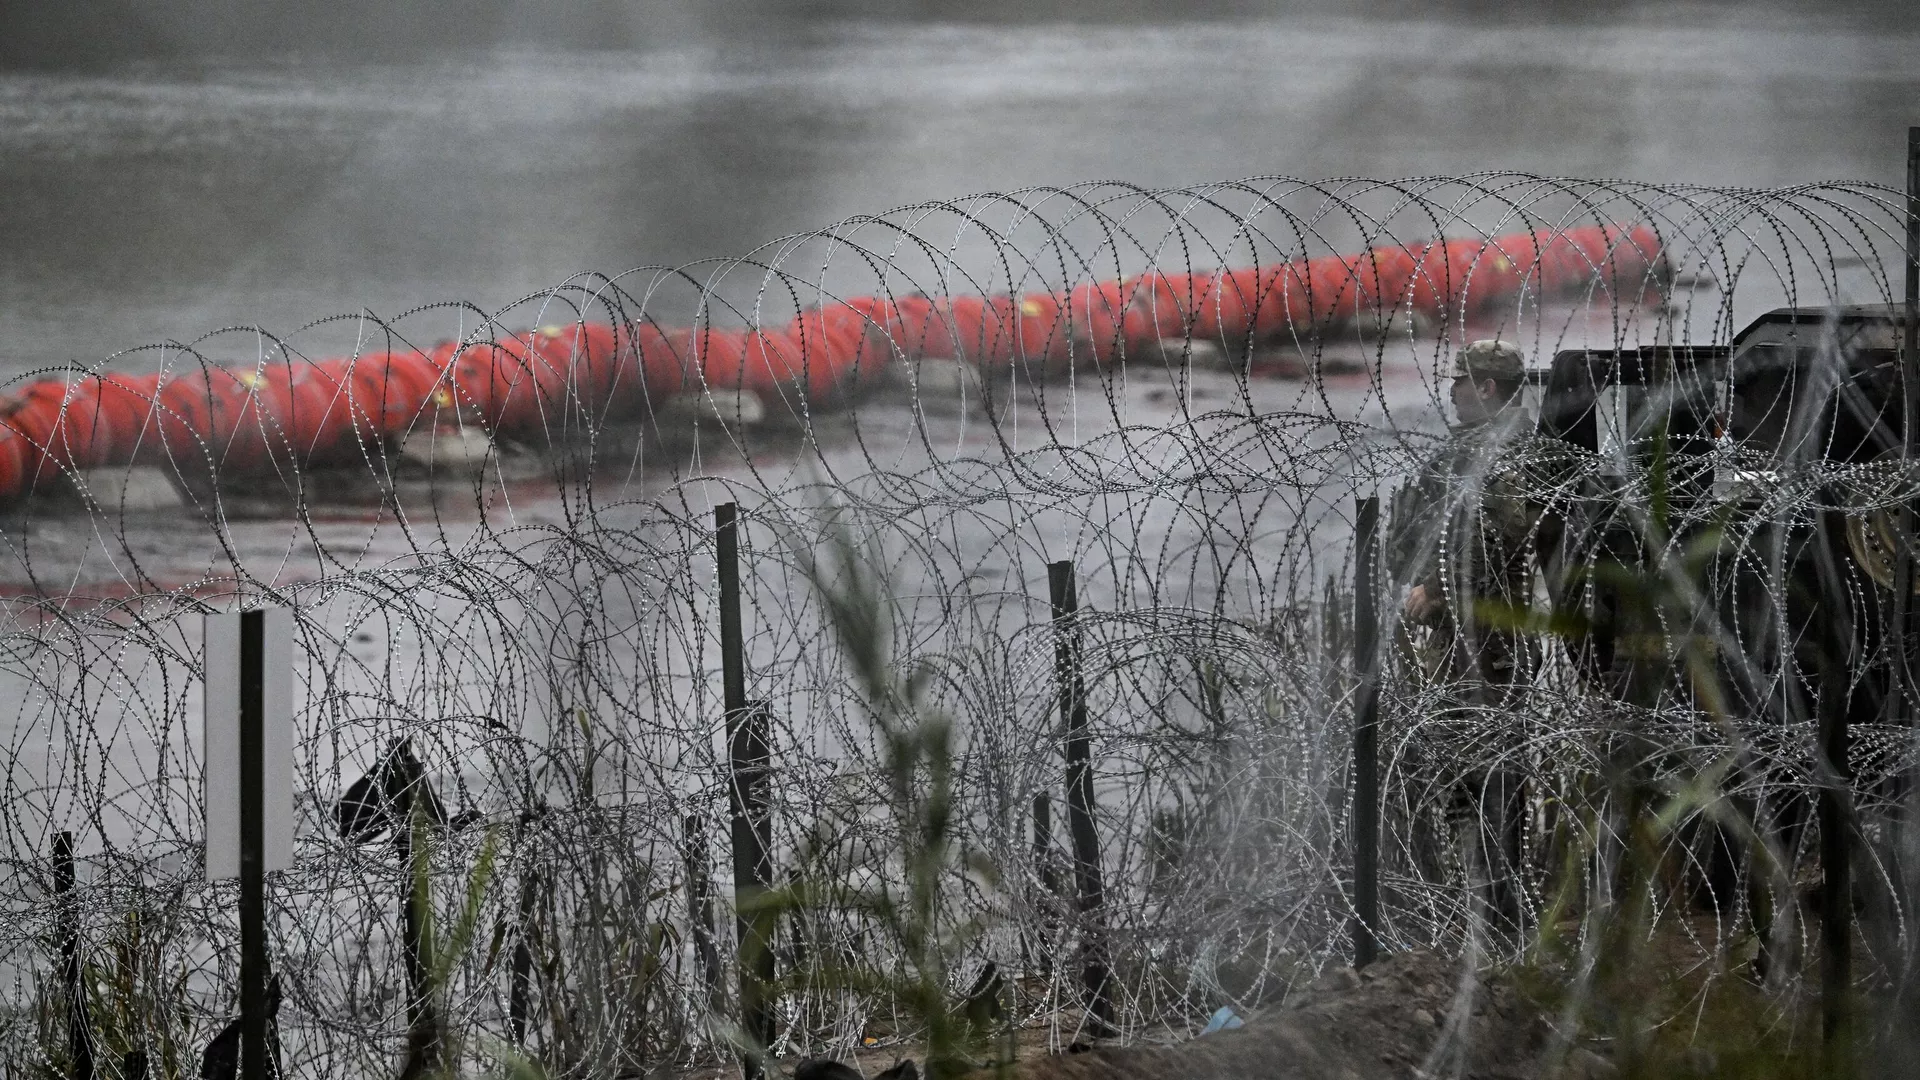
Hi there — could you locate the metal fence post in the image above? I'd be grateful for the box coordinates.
[238,610,270,1080]
[1025,793,1062,976]
[508,870,540,1046]
[1049,559,1111,1036]
[718,503,775,1075]
[728,703,774,1073]
[1032,794,1059,897]
[1899,126,1920,721]
[54,832,92,1080]
[1352,497,1381,969]
[207,608,291,1078]
[683,814,723,1011]
[1818,654,1852,1050]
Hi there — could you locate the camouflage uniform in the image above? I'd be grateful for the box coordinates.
[1388,339,1546,938]
[1391,342,1545,702]
[1393,412,1543,699]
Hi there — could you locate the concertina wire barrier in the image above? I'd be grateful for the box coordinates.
[0,175,1914,1077]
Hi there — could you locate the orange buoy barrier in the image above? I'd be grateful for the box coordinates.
[0,422,29,497]
[0,223,1664,500]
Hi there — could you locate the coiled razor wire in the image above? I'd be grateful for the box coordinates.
[0,175,1915,1077]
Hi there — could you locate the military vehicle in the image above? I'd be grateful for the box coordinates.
[1533,303,1916,721]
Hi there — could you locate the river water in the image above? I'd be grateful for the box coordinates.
[0,5,1914,907]
[3,9,1916,370]
[0,6,1910,566]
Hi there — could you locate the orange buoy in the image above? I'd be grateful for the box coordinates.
[0,221,1668,501]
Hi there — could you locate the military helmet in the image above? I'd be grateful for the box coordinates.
[1451,339,1526,382]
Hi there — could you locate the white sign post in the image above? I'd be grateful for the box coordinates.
[204,606,293,1080]
[204,608,294,880]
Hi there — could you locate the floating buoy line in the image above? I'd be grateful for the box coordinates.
[0,224,1662,502]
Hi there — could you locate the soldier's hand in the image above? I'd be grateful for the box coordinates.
[1405,583,1445,624]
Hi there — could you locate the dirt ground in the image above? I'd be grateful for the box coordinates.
[684,950,1595,1080]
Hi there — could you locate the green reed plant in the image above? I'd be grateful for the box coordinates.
[24,888,197,1080]
[504,708,696,1080]
[748,512,1008,1080]
[403,797,500,1079]
[86,900,195,1080]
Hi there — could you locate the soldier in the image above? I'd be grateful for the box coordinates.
[1395,338,1541,699]
[1390,338,1546,939]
